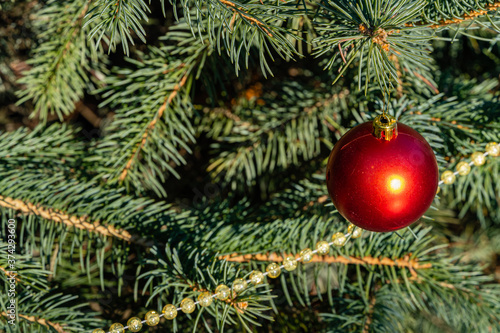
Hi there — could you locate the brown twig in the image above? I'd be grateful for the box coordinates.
[218,0,273,37]
[412,71,439,94]
[338,42,347,63]
[389,54,404,97]
[1,312,67,333]
[0,266,20,282]
[411,2,500,29]
[119,74,189,182]
[0,195,154,247]
[48,243,59,281]
[75,101,102,128]
[220,253,432,279]
[54,1,90,72]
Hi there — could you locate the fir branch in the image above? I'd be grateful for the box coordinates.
[220,253,432,275]
[419,2,500,28]
[0,245,103,331]
[0,312,67,333]
[218,0,273,37]
[418,0,500,28]
[16,0,105,122]
[84,0,151,55]
[93,24,210,196]
[0,124,173,282]
[313,0,433,93]
[139,245,275,332]
[119,73,189,182]
[204,81,350,188]
[0,266,20,283]
[0,195,153,247]
[183,1,298,75]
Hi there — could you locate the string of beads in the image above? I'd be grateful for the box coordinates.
[92,142,499,333]
[439,142,499,185]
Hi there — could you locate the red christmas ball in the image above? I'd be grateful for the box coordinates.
[326,116,438,232]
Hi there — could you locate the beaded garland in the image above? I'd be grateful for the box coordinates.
[92,143,499,333]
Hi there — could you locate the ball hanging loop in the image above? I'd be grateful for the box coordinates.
[372,114,398,141]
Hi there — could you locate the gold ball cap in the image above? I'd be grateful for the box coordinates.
[372,114,398,141]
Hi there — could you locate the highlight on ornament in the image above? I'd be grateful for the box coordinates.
[387,174,405,194]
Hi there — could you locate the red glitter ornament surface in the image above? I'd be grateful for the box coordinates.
[326,121,438,232]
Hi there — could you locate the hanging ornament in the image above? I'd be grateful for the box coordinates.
[326,114,438,232]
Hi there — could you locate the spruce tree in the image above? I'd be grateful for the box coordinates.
[0,0,499,332]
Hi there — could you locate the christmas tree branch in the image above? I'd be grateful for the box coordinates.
[205,82,349,187]
[85,0,150,55]
[93,23,213,196]
[314,0,433,93]
[16,0,104,122]
[53,1,90,69]
[220,253,432,276]
[1,312,67,333]
[421,1,500,28]
[119,73,189,182]
[0,195,153,247]
[217,0,273,37]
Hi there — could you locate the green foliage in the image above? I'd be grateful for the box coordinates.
[181,0,299,75]
[420,0,500,25]
[91,23,211,197]
[0,244,103,332]
[85,0,152,55]
[0,125,175,286]
[16,0,106,122]
[317,228,500,332]
[203,80,350,190]
[139,245,275,332]
[314,0,433,92]
[2,0,500,332]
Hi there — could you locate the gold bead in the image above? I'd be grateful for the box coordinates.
[441,170,456,185]
[299,248,313,263]
[315,241,330,255]
[162,304,177,320]
[197,292,213,307]
[352,227,362,239]
[266,263,281,278]
[127,317,143,332]
[180,298,196,314]
[331,232,347,246]
[347,224,362,239]
[109,323,124,333]
[486,142,500,157]
[456,161,471,176]
[215,284,231,300]
[92,330,105,333]
[232,278,247,293]
[250,270,264,285]
[283,256,297,271]
[145,310,160,326]
[471,152,485,166]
